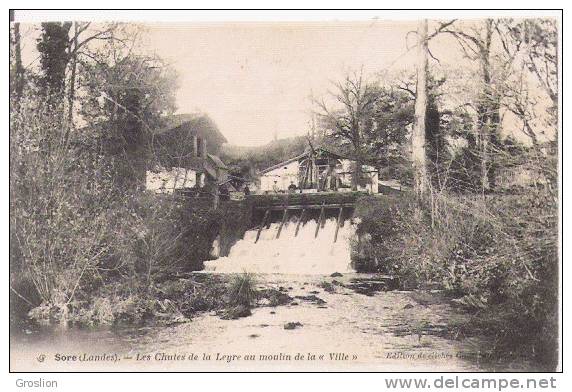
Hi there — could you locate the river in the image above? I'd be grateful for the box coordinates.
[11,272,526,372]
[10,216,532,371]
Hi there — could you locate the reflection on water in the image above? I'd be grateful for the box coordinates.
[11,321,155,354]
[10,275,535,372]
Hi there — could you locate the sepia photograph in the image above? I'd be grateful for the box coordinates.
[9,9,561,374]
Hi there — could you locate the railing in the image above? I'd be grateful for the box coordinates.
[247,190,367,210]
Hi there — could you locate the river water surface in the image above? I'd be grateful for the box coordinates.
[12,273,527,372]
[11,216,533,371]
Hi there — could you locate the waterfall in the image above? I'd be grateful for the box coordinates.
[204,216,356,274]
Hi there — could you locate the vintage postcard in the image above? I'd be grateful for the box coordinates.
[9,10,561,373]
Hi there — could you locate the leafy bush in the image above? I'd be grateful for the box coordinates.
[10,97,252,325]
[352,194,417,274]
[126,193,222,277]
[10,95,126,319]
[352,188,558,368]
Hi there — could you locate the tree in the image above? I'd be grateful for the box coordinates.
[80,52,178,191]
[439,107,476,192]
[10,22,25,110]
[36,22,180,192]
[315,70,378,190]
[395,72,447,189]
[512,19,557,110]
[412,19,429,197]
[10,21,181,314]
[425,94,449,187]
[441,19,506,193]
[36,22,124,128]
[36,22,72,99]
[496,18,558,145]
[64,22,121,124]
[362,84,414,184]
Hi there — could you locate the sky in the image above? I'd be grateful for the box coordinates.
[17,18,554,147]
[143,21,420,146]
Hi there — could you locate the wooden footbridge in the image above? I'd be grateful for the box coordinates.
[246,191,366,243]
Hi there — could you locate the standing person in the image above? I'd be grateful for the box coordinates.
[329,162,339,191]
[288,181,297,193]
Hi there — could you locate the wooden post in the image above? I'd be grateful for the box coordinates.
[314,202,325,238]
[312,156,318,190]
[192,135,198,157]
[276,207,288,239]
[334,207,343,243]
[255,209,270,243]
[202,138,208,159]
[301,162,310,190]
[295,208,306,237]
[213,170,220,209]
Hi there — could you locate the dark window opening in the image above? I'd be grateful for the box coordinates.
[196,137,203,157]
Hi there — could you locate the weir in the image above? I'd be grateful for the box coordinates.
[203,191,365,274]
[248,191,365,243]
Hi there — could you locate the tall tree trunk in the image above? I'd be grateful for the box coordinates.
[11,22,24,110]
[476,20,498,194]
[352,134,362,191]
[352,155,362,191]
[488,99,501,190]
[412,19,429,198]
[67,22,79,126]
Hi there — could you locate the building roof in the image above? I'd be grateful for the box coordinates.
[379,179,403,189]
[155,113,228,145]
[259,152,308,174]
[207,153,228,170]
[259,146,349,174]
[151,113,229,171]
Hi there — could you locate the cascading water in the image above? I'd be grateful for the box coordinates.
[204,216,356,274]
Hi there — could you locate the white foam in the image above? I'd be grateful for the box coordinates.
[204,217,355,274]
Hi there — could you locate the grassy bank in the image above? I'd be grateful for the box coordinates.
[352,191,558,370]
[10,191,252,328]
[23,272,293,328]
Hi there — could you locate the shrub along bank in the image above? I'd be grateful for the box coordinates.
[10,192,252,328]
[352,191,558,370]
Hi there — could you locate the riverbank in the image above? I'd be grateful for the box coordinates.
[11,273,535,372]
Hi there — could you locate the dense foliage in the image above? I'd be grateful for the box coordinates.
[353,184,558,369]
[9,22,250,326]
